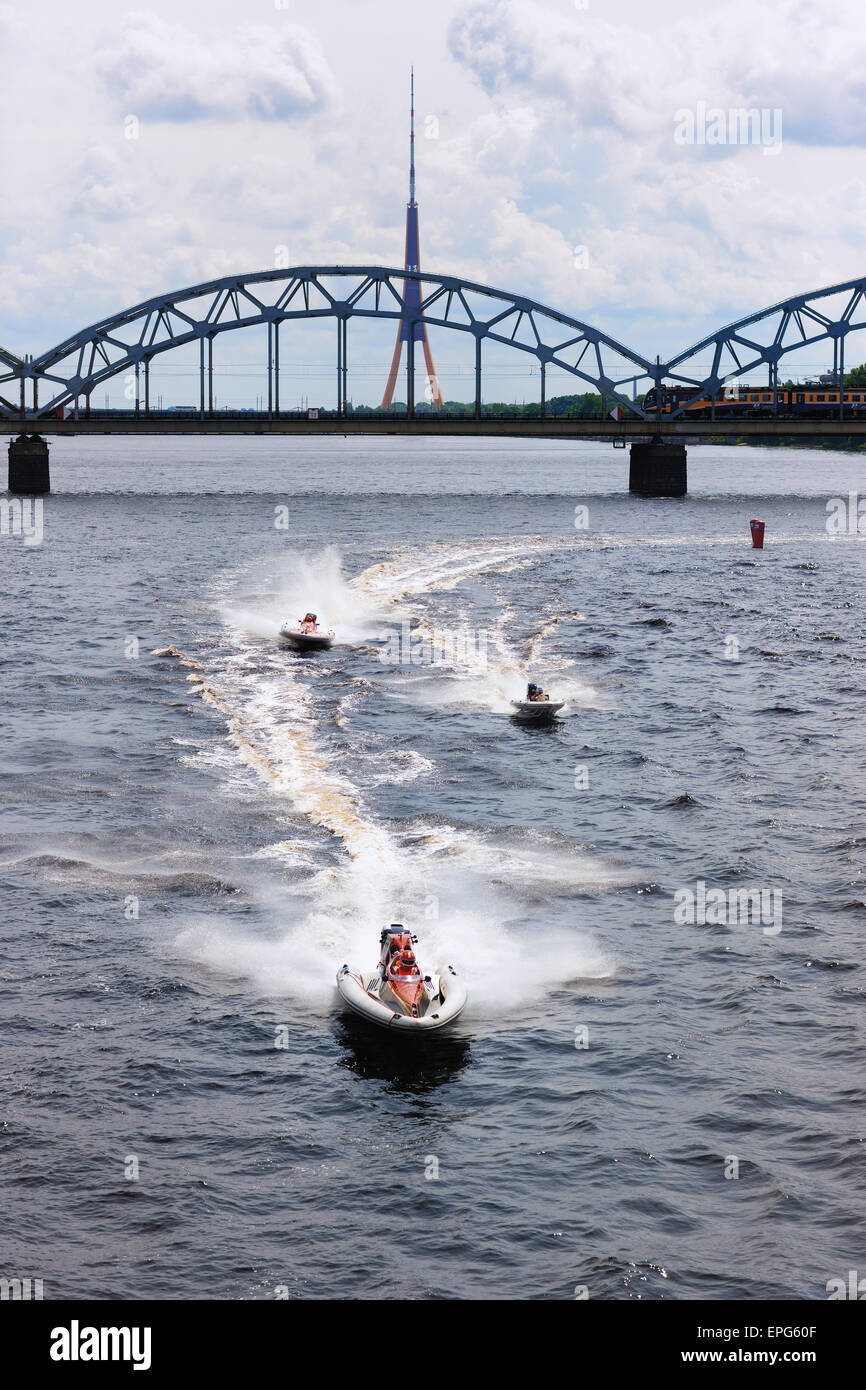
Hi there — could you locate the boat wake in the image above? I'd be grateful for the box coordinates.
[160,539,621,1016]
[223,545,392,648]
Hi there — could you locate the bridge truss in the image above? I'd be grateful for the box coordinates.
[0,267,652,421]
[1,267,865,422]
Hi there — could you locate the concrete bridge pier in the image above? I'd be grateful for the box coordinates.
[629,438,687,496]
[8,434,50,494]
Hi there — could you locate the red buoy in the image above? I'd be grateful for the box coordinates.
[750,518,765,549]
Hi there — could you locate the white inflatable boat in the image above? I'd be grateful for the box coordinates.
[510,697,564,722]
[279,612,335,652]
[337,926,468,1032]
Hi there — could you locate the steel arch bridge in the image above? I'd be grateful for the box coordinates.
[0,266,653,420]
[1,266,866,421]
[659,273,866,419]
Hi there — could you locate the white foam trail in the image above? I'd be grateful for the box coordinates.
[352,540,600,715]
[206,668,397,865]
[175,850,615,1016]
[355,537,571,601]
[378,605,599,716]
[167,538,621,1013]
[219,607,282,641]
[411,823,640,895]
[171,639,617,1013]
[525,611,586,667]
[153,644,203,669]
[222,540,596,715]
[224,546,401,647]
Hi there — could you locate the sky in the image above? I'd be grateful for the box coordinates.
[1,0,865,407]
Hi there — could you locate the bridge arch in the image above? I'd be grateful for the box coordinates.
[657,275,866,417]
[0,266,654,420]
[4,268,865,423]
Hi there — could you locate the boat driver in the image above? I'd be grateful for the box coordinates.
[391,946,417,976]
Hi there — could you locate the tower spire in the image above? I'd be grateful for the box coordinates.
[380,69,442,410]
[409,66,415,207]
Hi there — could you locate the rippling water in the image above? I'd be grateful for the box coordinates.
[2,437,865,1300]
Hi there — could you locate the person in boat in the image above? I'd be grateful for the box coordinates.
[299,612,318,634]
[526,681,549,702]
[390,947,418,977]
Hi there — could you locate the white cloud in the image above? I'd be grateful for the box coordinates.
[439,0,866,356]
[97,13,338,122]
[450,0,666,140]
[71,146,142,220]
[0,2,24,36]
[451,0,866,150]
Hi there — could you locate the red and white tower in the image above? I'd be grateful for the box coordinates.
[381,69,442,410]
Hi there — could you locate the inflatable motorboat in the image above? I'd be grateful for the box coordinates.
[510,698,564,721]
[279,612,335,652]
[511,681,563,722]
[337,926,468,1032]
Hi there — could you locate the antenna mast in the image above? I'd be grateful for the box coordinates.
[380,68,442,410]
[409,66,416,207]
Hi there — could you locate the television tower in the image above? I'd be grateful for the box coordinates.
[381,69,442,410]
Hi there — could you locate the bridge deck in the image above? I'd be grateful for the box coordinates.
[3,415,866,439]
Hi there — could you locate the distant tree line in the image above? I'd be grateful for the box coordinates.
[343,366,866,417]
[349,392,611,418]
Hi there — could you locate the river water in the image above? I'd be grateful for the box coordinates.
[2,437,864,1299]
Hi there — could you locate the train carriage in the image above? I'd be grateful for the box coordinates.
[644,381,866,418]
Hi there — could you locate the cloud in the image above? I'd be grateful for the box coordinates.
[0,2,24,36]
[97,13,338,122]
[437,0,866,359]
[448,0,536,96]
[0,222,265,351]
[450,1,668,141]
[450,0,866,150]
[71,146,141,221]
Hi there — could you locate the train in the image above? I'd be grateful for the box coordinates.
[644,378,866,418]
[36,381,866,422]
[50,406,314,420]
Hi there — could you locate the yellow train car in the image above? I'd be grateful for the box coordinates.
[644,384,866,418]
